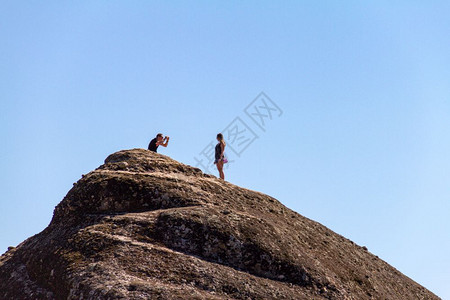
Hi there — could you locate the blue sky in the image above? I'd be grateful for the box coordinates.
[1,1,449,298]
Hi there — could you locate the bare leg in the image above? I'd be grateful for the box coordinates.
[216,161,225,180]
[220,165,225,180]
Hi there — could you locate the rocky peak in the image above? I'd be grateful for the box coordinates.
[0,149,440,299]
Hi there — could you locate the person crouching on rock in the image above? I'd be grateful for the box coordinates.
[148,133,169,153]
[214,133,226,180]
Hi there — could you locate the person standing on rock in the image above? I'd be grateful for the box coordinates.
[148,133,169,153]
[214,133,227,180]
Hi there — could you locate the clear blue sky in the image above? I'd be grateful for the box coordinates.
[1,1,449,298]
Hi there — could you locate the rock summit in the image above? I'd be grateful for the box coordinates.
[0,149,440,299]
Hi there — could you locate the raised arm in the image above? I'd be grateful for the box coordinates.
[159,136,170,147]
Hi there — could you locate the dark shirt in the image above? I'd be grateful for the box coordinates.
[148,138,159,152]
[215,142,222,160]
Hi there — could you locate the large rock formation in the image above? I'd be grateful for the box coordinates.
[0,149,440,299]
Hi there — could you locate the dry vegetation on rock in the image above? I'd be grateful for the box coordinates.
[0,149,440,299]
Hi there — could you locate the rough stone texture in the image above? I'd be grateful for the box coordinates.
[0,149,440,299]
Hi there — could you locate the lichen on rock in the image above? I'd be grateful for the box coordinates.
[0,149,441,299]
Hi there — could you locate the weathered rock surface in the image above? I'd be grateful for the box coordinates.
[0,149,440,299]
